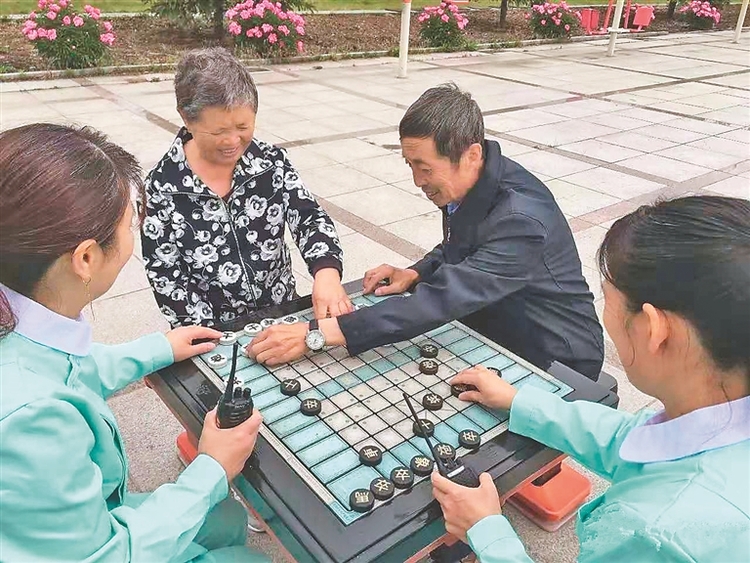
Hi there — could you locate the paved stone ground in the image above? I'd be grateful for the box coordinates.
[1,30,748,563]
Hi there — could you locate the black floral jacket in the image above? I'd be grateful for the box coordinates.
[141,128,343,327]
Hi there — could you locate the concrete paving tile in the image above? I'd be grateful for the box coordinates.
[656,143,746,170]
[308,138,395,163]
[283,102,354,120]
[320,114,392,135]
[650,100,716,116]
[598,131,677,153]
[489,137,537,158]
[721,159,750,177]
[573,224,609,271]
[0,88,60,108]
[362,107,408,126]
[632,123,708,144]
[328,184,435,226]
[300,163,384,198]
[86,288,170,345]
[584,112,652,132]
[108,386,185,494]
[555,187,621,218]
[699,108,750,127]
[346,153,413,184]
[581,265,604,301]
[510,120,620,147]
[269,119,340,142]
[561,167,664,199]
[339,232,412,283]
[45,97,124,116]
[285,145,338,171]
[96,255,151,303]
[484,109,569,132]
[618,153,711,182]
[609,107,676,124]
[718,128,750,145]
[389,178,424,197]
[701,176,750,198]
[383,210,443,251]
[513,151,596,179]
[659,117,735,136]
[679,92,748,111]
[559,139,644,163]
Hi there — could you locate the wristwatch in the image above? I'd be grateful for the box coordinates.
[305,319,326,352]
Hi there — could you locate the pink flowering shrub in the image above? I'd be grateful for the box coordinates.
[21,0,114,69]
[679,0,721,29]
[226,0,305,57]
[527,1,581,39]
[418,1,469,49]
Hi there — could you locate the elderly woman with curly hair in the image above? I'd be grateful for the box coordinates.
[142,47,351,327]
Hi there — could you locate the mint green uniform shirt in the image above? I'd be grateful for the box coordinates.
[0,286,267,562]
[466,387,750,562]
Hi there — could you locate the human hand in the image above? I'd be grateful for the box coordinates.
[166,326,223,362]
[312,268,353,319]
[432,472,501,543]
[362,264,419,296]
[450,366,518,410]
[198,408,263,481]
[248,323,308,365]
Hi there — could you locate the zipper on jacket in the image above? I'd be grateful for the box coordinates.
[218,195,259,309]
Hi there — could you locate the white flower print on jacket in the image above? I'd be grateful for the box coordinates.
[141,128,344,327]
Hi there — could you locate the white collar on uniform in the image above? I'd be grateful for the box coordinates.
[1,283,92,356]
[620,394,750,463]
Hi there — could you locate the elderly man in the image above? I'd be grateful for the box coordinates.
[251,83,604,380]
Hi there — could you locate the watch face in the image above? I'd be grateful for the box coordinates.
[306,329,326,351]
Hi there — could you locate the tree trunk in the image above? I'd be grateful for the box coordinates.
[500,0,509,26]
[667,0,677,18]
[213,0,225,39]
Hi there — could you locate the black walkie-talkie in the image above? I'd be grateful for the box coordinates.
[217,342,254,429]
[402,392,480,488]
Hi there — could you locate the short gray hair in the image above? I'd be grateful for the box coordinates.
[174,47,259,122]
[399,83,484,163]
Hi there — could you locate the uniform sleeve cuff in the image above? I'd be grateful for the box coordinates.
[310,257,343,278]
[509,386,559,438]
[144,332,175,373]
[467,514,520,555]
[181,453,229,508]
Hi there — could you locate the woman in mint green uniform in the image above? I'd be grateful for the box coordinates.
[0,124,269,562]
[433,196,750,563]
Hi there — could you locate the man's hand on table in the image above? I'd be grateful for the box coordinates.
[363,264,419,296]
[248,318,347,365]
[312,267,353,319]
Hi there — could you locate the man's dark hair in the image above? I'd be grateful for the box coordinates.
[399,82,484,164]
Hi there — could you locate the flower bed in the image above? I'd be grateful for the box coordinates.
[679,0,722,29]
[21,0,115,68]
[226,0,306,56]
[527,1,581,39]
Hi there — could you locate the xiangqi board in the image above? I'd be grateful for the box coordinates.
[194,291,574,526]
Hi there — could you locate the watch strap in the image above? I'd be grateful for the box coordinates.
[309,319,319,331]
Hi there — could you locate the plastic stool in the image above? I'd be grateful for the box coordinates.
[508,463,591,532]
[176,431,199,465]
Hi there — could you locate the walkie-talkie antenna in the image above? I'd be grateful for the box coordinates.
[223,341,240,401]
[402,392,447,477]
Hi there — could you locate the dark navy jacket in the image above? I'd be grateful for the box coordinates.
[338,140,604,379]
